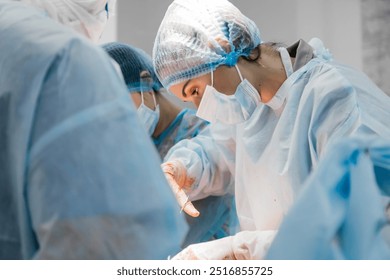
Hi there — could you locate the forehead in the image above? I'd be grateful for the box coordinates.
[169,81,188,97]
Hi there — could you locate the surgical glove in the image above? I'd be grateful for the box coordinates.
[162,160,200,217]
[172,236,235,260]
[172,230,277,260]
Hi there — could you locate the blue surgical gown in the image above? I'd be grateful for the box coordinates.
[0,1,186,259]
[165,38,390,257]
[154,108,208,160]
[267,137,390,259]
[153,108,238,246]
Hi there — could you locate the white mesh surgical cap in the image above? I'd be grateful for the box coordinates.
[15,0,116,42]
[153,0,262,89]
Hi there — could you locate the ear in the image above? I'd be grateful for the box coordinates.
[248,45,261,61]
[140,70,153,90]
[214,38,231,53]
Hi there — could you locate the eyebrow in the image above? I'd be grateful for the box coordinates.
[182,79,192,97]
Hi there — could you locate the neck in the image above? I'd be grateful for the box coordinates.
[240,45,289,103]
[152,93,181,138]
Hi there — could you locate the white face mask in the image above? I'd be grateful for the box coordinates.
[196,65,261,125]
[265,47,294,112]
[278,47,294,78]
[137,91,160,136]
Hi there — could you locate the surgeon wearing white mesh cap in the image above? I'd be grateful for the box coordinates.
[153,0,390,259]
[14,0,115,42]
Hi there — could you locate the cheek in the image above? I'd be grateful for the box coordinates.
[130,94,141,108]
[143,94,157,110]
[213,67,240,95]
[191,95,203,108]
[172,92,187,103]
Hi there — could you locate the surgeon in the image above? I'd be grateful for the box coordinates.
[102,42,237,246]
[152,0,390,259]
[14,0,116,43]
[0,0,186,259]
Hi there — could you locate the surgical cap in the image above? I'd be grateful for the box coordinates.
[103,42,163,93]
[14,0,116,42]
[153,0,262,89]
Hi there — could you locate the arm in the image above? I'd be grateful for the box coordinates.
[305,64,363,166]
[173,230,277,260]
[164,122,236,201]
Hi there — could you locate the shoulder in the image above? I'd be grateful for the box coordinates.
[0,1,110,72]
[302,61,359,111]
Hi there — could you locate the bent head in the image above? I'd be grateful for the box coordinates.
[153,0,267,124]
[153,0,261,90]
[169,63,246,108]
[153,0,291,125]
[103,42,161,135]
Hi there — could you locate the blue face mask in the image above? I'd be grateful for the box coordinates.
[196,64,261,125]
[137,91,160,136]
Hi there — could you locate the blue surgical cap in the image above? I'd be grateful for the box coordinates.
[153,0,262,89]
[103,42,162,92]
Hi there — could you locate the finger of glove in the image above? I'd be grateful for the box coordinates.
[165,173,200,217]
[172,247,199,260]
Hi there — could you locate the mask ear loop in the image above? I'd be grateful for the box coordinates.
[210,70,214,87]
[278,47,294,77]
[140,72,157,110]
[234,64,244,82]
[140,77,146,106]
[151,91,157,110]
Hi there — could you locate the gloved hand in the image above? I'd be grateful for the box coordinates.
[162,160,200,217]
[172,236,235,260]
[172,230,277,260]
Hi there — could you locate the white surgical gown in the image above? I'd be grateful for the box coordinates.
[165,39,390,258]
[0,1,186,259]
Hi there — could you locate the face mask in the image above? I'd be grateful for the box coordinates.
[137,91,160,136]
[265,47,294,112]
[278,47,293,78]
[196,65,261,125]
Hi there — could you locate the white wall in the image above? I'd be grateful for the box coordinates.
[230,0,362,70]
[112,0,365,107]
[101,0,390,107]
[117,0,362,70]
[362,0,390,95]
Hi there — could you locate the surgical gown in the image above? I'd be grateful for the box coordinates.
[154,108,237,246]
[267,137,390,259]
[165,39,390,258]
[0,1,186,259]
